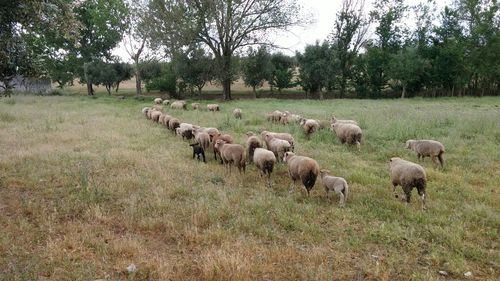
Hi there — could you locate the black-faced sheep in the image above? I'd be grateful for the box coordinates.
[405,139,445,168]
[300,118,320,136]
[389,157,427,210]
[190,143,206,163]
[192,102,200,110]
[207,104,220,112]
[171,100,187,110]
[283,152,320,196]
[319,170,349,206]
[214,140,246,173]
[233,108,242,119]
[253,148,276,187]
[264,134,291,162]
[331,116,358,125]
[260,130,295,152]
[162,100,170,106]
[154,97,163,104]
[245,131,262,163]
[331,122,362,149]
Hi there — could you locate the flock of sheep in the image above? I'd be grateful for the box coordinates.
[143,98,446,210]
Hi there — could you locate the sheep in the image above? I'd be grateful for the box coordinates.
[150,110,162,122]
[171,100,187,110]
[192,102,200,110]
[283,152,320,196]
[162,100,170,106]
[141,107,150,117]
[270,110,283,122]
[245,131,262,163]
[212,133,234,162]
[389,157,427,210]
[233,108,242,119]
[331,116,358,125]
[163,115,173,127]
[146,108,157,119]
[154,97,163,104]
[331,122,362,149]
[260,130,295,151]
[168,118,180,132]
[253,148,276,187]
[194,131,211,152]
[405,139,445,168]
[177,123,195,140]
[214,140,246,174]
[300,118,320,136]
[319,170,349,206]
[280,112,291,124]
[264,134,291,162]
[207,104,220,112]
[190,143,206,163]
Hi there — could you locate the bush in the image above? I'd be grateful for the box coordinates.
[146,71,180,98]
[42,88,68,96]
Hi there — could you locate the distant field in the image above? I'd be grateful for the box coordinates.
[0,95,499,280]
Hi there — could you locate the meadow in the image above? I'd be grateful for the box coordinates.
[0,94,499,280]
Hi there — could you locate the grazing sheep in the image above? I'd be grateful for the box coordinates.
[260,130,295,151]
[264,134,291,162]
[214,140,246,174]
[191,102,200,110]
[331,122,362,149]
[212,133,234,162]
[207,104,220,111]
[162,99,170,106]
[300,118,320,136]
[146,108,157,119]
[233,108,242,119]
[163,115,172,127]
[195,127,220,142]
[154,97,163,104]
[253,148,276,187]
[283,152,320,196]
[177,123,195,140]
[331,116,358,125]
[150,110,162,122]
[168,118,180,132]
[319,170,349,206]
[270,110,283,122]
[405,139,445,168]
[280,112,291,124]
[390,157,427,210]
[142,107,150,117]
[194,131,211,151]
[245,131,262,163]
[171,100,187,110]
[190,143,206,163]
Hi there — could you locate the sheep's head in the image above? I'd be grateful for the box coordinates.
[214,139,225,149]
[319,169,330,177]
[405,140,414,149]
[246,131,255,137]
[331,116,337,123]
[283,152,295,163]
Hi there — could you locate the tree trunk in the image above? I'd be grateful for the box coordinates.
[319,90,324,100]
[115,82,120,92]
[222,79,232,100]
[222,54,232,100]
[401,84,406,99]
[252,86,257,99]
[135,58,142,97]
[86,81,93,96]
[106,85,111,95]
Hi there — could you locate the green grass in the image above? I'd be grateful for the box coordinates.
[0,95,499,280]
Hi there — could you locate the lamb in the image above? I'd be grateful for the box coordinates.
[389,157,427,210]
[233,108,242,119]
[260,130,295,151]
[331,122,362,149]
[253,148,276,187]
[319,170,349,206]
[194,130,211,152]
[154,97,163,104]
[171,100,187,110]
[207,104,220,111]
[245,131,262,163]
[264,134,291,162]
[214,140,246,174]
[162,100,170,106]
[405,139,445,168]
[190,143,206,163]
[168,118,180,132]
[283,152,320,196]
[331,116,358,125]
[300,118,320,136]
[212,133,234,162]
[191,102,200,110]
[150,110,162,122]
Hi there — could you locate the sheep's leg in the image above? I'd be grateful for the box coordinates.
[193,151,196,159]
[431,155,439,167]
[338,191,345,206]
[289,180,296,194]
[417,188,426,210]
[403,185,412,203]
[392,183,399,198]
[202,151,206,163]
[438,154,444,168]
[267,174,272,188]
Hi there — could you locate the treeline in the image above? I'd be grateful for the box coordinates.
[1,0,498,99]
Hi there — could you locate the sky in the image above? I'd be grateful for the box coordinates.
[113,0,453,61]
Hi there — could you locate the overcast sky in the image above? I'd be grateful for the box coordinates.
[113,0,453,61]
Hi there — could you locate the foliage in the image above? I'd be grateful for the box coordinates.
[241,47,273,95]
[145,63,178,97]
[387,47,428,98]
[83,61,133,95]
[296,41,332,97]
[172,47,215,95]
[269,53,295,93]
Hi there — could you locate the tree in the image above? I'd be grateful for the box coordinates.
[296,41,332,99]
[242,47,273,98]
[387,47,427,98]
[270,53,295,94]
[173,47,215,95]
[329,0,369,98]
[147,0,307,100]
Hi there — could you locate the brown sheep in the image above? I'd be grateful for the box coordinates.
[233,108,242,119]
[283,152,320,196]
[253,148,276,187]
[168,118,180,132]
[405,139,445,168]
[212,133,234,162]
[150,110,162,122]
[390,157,427,210]
[214,140,246,174]
[245,131,262,163]
[300,118,320,136]
[194,131,211,152]
[163,115,173,127]
[264,134,291,162]
[207,104,220,111]
[260,130,295,151]
[319,170,349,206]
[331,122,362,149]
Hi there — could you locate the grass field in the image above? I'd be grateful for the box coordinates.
[0,95,499,280]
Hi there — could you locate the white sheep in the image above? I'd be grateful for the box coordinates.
[389,157,427,210]
[253,148,276,187]
[154,97,163,104]
[233,108,242,119]
[260,130,295,151]
[331,122,362,149]
[264,134,291,162]
[405,139,445,168]
[319,170,349,206]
